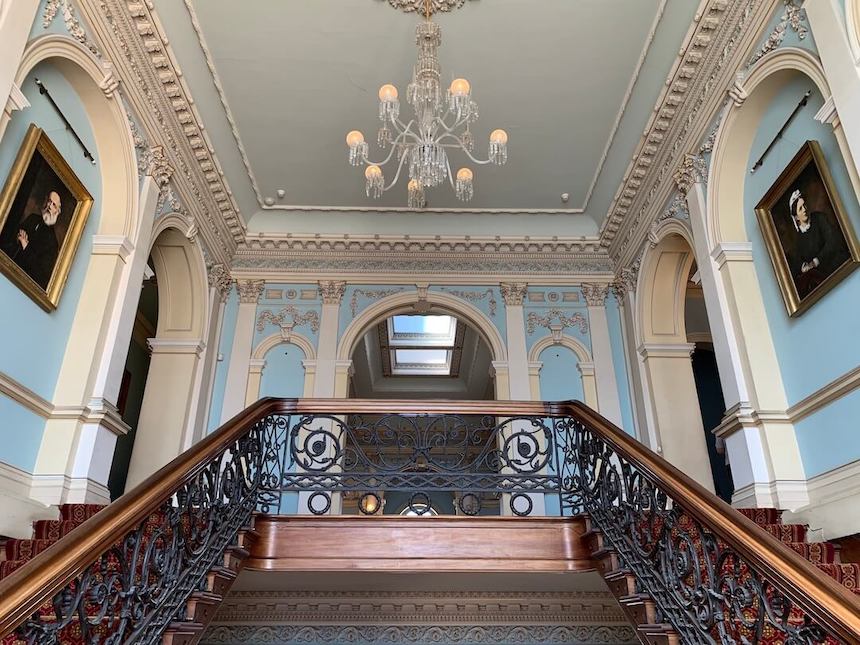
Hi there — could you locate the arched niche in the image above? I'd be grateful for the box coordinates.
[247,331,317,403]
[337,291,508,398]
[527,334,598,409]
[13,36,144,506]
[636,230,714,493]
[847,0,860,63]
[124,225,209,490]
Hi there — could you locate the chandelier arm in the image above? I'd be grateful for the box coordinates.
[382,149,411,191]
[363,127,418,167]
[445,155,455,189]
[457,147,495,165]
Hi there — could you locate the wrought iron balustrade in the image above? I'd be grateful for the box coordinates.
[0,398,858,645]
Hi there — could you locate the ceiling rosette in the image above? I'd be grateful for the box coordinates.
[386,0,469,14]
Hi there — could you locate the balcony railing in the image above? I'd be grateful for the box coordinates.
[0,399,858,644]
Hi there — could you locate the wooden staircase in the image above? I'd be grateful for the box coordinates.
[0,504,257,645]
[585,507,860,644]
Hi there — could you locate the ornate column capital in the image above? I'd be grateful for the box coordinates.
[236,279,265,304]
[612,258,642,301]
[147,145,174,187]
[318,280,346,305]
[581,283,610,307]
[207,263,233,303]
[500,282,528,306]
[672,153,707,195]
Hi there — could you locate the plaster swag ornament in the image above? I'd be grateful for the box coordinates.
[256,307,321,334]
[43,0,100,55]
[500,282,528,306]
[318,281,347,305]
[236,280,265,304]
[350,287,406,317]
[526,309,589,335]
[747,0,808,68]
[386,0,470,15]
[441,288,498,316]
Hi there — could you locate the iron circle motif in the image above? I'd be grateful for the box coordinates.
[408,491,432,515]
[307,491,332,515]
[359,492,382,515]
[510,493,533,517]
[457,492,481,516]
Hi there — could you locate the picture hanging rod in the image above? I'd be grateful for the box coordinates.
[34,78,96,165]
[750,90,811,174]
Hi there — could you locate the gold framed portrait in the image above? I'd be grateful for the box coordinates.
[754,140,860,317]
[0,124,93,311]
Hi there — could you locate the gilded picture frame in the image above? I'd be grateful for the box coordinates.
[0,124,93,311]
[754,140,860,317]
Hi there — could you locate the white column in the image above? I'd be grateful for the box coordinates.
[315,281,346,397]
[581,284,623,427]
[125,339,204,489]
[500,282,530,400]
[806,0,860,171]
[499,282,544,516]
[245,358,267,406]
[193,265,232,440]
[220,280,264,422]
[0,0,39,137]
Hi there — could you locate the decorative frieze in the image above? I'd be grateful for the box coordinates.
[236,280,265,304]
[580,283,610,307]
[526,309,589,335]
[500,282,528,306]
[440,288,498,316]
[207,263,232,302]
[317,281,346,305]
[202,624,636,645]
[349,287,405,318]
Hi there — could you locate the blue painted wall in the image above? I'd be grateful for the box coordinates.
[0,62,101,471]
[743,74,860,477]
[259,343,306,399]
[207,287,239,433]
[606,294,636,436]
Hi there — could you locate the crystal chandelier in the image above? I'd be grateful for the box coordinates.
[346,1,508,207]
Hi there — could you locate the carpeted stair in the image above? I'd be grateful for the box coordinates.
[0,503,256,645]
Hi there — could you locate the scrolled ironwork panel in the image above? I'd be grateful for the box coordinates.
[12,420,267,645]
[558,417,837,644]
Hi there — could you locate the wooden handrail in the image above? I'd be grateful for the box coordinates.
[1,398,858,642]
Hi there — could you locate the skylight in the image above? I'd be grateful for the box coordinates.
[384,315,460,376]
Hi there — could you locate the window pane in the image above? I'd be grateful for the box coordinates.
[394,349,449,365]
[391,315,453,335]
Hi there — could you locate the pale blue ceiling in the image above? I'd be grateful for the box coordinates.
[153,0,700,237]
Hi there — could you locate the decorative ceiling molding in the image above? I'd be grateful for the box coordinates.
[171,0,664,216]
[601,0,778,267]
[233,235,613,276]
[76,0,248,265]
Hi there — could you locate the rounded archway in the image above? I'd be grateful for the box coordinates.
[123,225,208,490]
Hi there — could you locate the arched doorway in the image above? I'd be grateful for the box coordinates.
[122,225,208,490]
[637,230,715,492]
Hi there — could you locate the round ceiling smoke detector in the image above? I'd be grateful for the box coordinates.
[561,193,570,203]
[264,197,275,206]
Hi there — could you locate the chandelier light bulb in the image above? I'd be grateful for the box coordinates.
[378,84,399,102]
[456,167,474,202]
[489,129,508,165]
[450,78,471,97]
[408,179,425,209]
[365,164,384,199]
[347,130,368,166]
[489,129,508,145]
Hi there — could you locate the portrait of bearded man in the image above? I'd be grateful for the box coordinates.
[6,189,62,289]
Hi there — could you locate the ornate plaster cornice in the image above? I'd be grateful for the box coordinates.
[232,235,612,278]
[76,0,246,265]
[602,0,777,267]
